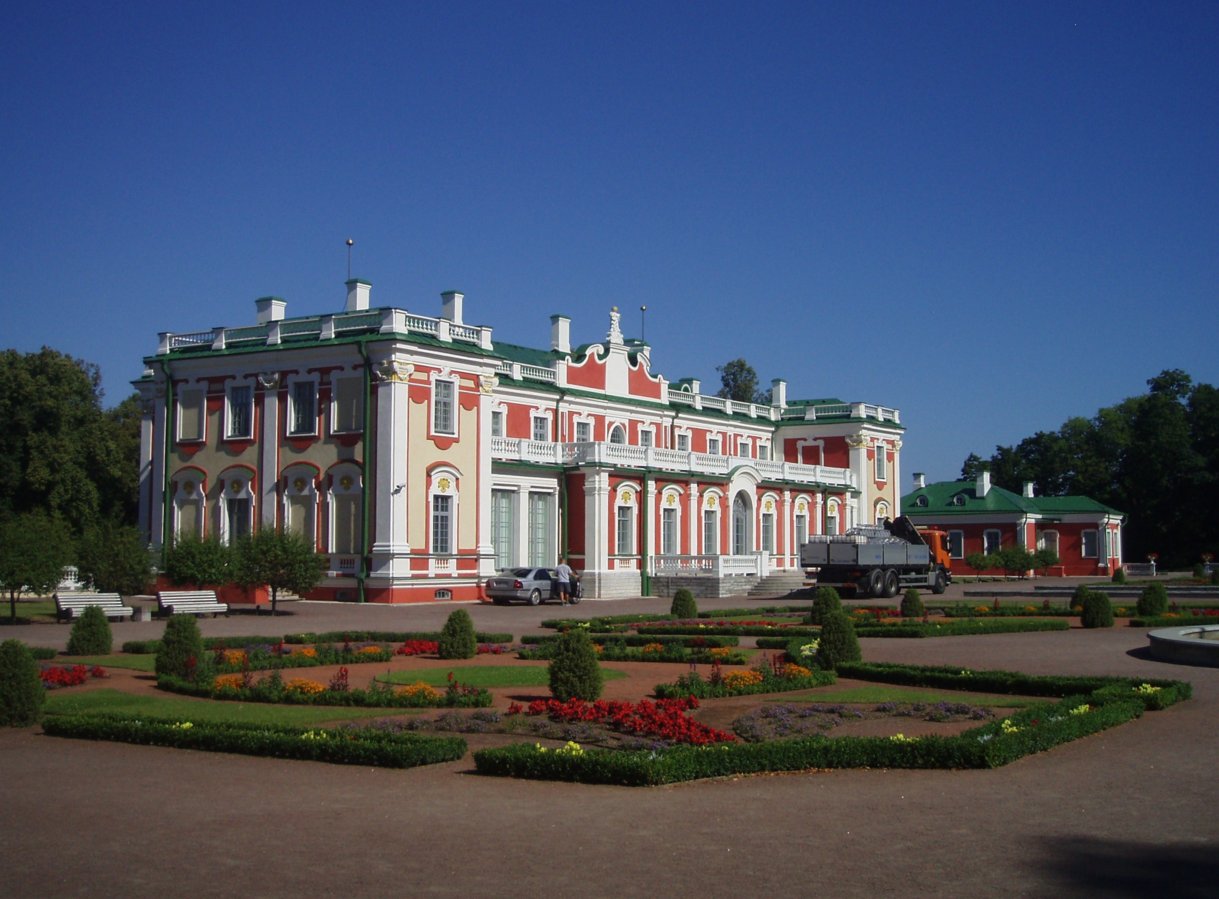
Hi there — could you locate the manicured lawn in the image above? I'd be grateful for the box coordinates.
[776,684,1040,708]
[42,689,406,726]
[376,665,627,689]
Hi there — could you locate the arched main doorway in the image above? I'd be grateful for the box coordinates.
[732,492,752,556]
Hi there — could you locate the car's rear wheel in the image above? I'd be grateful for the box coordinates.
[528,589,542,606]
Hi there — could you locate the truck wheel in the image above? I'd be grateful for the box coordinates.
[882,569,900,598]
[866,569,885,598]
[932,571,948,595]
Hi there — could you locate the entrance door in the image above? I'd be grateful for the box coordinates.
[732,493,751,556]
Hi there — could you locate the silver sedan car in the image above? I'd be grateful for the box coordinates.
[484,567,580,605]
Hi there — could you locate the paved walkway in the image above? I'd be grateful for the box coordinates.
[3,585,1217,897]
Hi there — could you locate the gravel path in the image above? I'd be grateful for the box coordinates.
[3,585,1217,897]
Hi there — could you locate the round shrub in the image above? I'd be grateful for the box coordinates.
[0,639,45,726]
[1081,591,1114,629]
[155,614,205,680]
[1069,584,1092,613]
[1193,564,1206,581]
[1136,582,1169,617]
[900,588,925,619]
[807,586,842,625]
[548,627,603,701]
[66,605,113,656]
[814,611,861,670]
[670,588,698,619]
[1111,567,1127,585]
[438,609,477,660]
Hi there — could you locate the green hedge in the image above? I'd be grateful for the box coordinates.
[519,633,739,648]
[1128,614,1219,629]
[158,673,493,708]
[472,695,1146,785]
[636,624,819,638]
[123,630,515,654]
[519,642,748,665]
[937,603,1076,618]
[852,619,1070,638]
[42,714,466,768]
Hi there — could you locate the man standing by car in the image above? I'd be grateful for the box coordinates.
[555,557,578,605]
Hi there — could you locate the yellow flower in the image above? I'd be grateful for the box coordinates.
[1134,683,1162,695]
[1068,704,1091,716]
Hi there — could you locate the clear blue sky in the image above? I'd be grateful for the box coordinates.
[3,1,1216,486]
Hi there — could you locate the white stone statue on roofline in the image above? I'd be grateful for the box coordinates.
[607,306,624,345]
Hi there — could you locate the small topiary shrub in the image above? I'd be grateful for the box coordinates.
[1111,567,1127,585]
[438,609,477,660]
[548,627,603,701]
[155,614,206,681]
[66,605,113,656]
[1081,591,1115,629]
[1136,582,1169,617]
[814,611,861,670]
[807,587,842,625]
[1193,564,1206,580]
[670,588,698,619]
[900,588,925,619]
[1069,584,1092,613]
[0,639,45,726]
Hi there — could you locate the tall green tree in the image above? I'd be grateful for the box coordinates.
[232,529,326,615]
[0,512,74,621]
[0,348,140,532]
[716,359,770,404]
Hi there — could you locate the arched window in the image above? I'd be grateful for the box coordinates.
[219,469,254,545]
[429,468,460,555]
[609,424,626,445]
[825,499,840,536]
[328,464,362,555]
[660,489,682,555]
[173,471,205,540]
[702,492,721,555]
[282,465,319,543]
[615,486,636,556]
[732,493,752,555]
[874,500,890,523]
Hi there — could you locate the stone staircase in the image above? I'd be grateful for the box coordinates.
[747,570,811,598]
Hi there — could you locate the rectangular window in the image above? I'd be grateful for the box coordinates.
[759,442,770,461]
[738,441,750,458]
[616,506,634,556]
[1082,529,1099,559]
[661,508,677,555]
[795,514,808,548]
[531,415,550,442]
[575,420,592,443]
[984,529,1001,555]
[491,489,515,569]
[225,497,251,544]
[761,512,774,553]
[703,509,718,554]
[528,492,554,566]
[289,381,317,436]
[640,429,653,447]
[332,495,359,554]
[676,433,690,452]
[875,447,888,481]
[432,495,452,554]
[226,385,253,439]
[178,388,204,442]
[433,380,456,436]
[708,436,721,455]
[825,510,839,536]
[331,377,363,434]
[491,410,504,438]
[948,530,965,560]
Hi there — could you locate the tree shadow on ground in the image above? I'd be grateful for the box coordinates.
[1032,835,1219,898]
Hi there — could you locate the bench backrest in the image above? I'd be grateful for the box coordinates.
[57,593,125,608]
[158,590,220,604]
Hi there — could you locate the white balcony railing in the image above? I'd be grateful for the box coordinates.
[490,439,856,488]
[651,553,770,577]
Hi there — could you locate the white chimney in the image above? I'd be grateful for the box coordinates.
[346,279,371,312]
[255,296,286,324]
[976,470,991,497]
[1023,481,1035,498]
[441,290,464,324]
[550,314,571,354]
[913,472,926,490]
[770,378,787,407]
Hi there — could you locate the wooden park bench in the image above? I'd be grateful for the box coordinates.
[55,592,135,622]
[156,590,229,617]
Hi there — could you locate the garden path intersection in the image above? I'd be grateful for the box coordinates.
[3,582,1217,898]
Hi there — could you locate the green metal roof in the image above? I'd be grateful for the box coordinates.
[901,480,1123,518]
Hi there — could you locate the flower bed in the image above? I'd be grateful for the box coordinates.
[40,664,108,688]
[158,669,492,709]
[508,696,734,746]
[42,714,467,768]
[653,656,836,699]
[519,638,747,664]
[636,622,819,638]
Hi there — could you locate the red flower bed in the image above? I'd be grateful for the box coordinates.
[40,665,108,688]
[395,640,440,656]
[517,696,734,746]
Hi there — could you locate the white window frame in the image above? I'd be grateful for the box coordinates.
[875,444,888,481]
[640,427,654,448]
[173,475,205,539]
[702,508,718,555]
[825,500,840,536]
[287,378,318,437]
[738,439,750,458]
[707,435,722,455]
[948,530,965,560]
[327,464,362,555]
[330,376,363,435]
[527,491,555,566]
[428,469,459,556]
[490,409,505,438]
[984,529,1002,555]
[432,378,457,437]
[282,468,318,543]
[531,414,550,443]
[676,432,690,452]
[609,424,626,445]
[225,382,254,440]
[574,420,592,443]
[220,473,254,545]
[1081,529,1099,559]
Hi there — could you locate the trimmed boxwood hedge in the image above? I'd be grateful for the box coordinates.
[42,714,466,768]
[853,619,1071,638]
[636,624,819,638]
[519,641,748,665]
[652,667,836,699]
[122,630,515,654]
[519,633,739,648]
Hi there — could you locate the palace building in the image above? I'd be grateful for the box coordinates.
[134,279,905,603]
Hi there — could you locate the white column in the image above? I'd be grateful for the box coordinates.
[258,374,280,528]
[847,434,869,525]
[687,484,700,556]
[782,489,792,568]
[369,355,412,577]
[138,381,163,547]
[476,373,498,576]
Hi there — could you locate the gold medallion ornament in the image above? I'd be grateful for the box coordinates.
[230,480,243,494]
[293,478,306,492]
[666,493,677,506]
[619,489,633,505]
[340,475,354,490]
[438,477,452,493]
[707,495,717,508]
